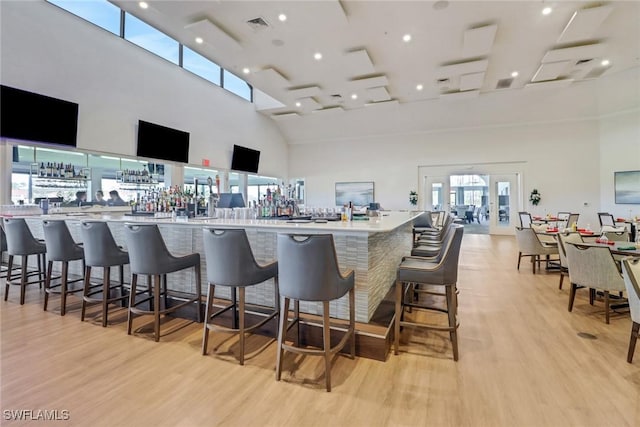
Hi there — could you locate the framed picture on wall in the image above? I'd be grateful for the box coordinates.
[335,182,374,207]
[614,170,640,204]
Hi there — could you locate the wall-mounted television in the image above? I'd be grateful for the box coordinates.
[137,120,189,163]
[0,85,79,147]
[231,144,260,173]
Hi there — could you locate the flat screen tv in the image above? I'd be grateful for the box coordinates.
[217,193,246,208]
[231,144,260,173]
[137,120,189,163]
[0,85,78,147]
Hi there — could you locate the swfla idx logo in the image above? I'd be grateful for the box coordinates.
[3,409,70,421]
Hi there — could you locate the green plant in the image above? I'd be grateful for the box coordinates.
[529,189,541,206]
[409,190,418,206]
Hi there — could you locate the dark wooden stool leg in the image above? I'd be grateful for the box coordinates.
[604,291,610,325]
[394,280,403,355]
[294,299,300,347]
[349,287,356,358]
[81,266,92,321]
[36,253,42,289]
[60,261,69,316]
[231,288,238,330]
[447,285,459,361]
[239,286,246,366]
[20,255,28,305]
[154,274,161,342]
[102,266,111,327]
[44,260,53,311]
[628,322,639,363]
[323,301,331,392]
[568,283,577,312]
[195,264,202,322]
[202,283,215,355]
[275,297,289,381]
[4,255,13,301]
[119,265,125,306]
[127,274,138,335]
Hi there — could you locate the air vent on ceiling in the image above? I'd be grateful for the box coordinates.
[246,17,269,31]
[576,58,593,65]
[496,78,514,89]
[330,94,343,100]
[436,78,450,84]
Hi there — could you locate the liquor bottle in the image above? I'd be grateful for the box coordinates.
[39,162,46,177]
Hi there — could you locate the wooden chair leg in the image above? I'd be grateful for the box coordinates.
[36,253,42,289]
[532,255,536,274]
[202,283,215,355]
[447,285,459,361]
[20,255,28,305]
[275,297,289,381]
[81,266,91,321]
[394,280,403,355]
[517,252,522,270]
[60,262,69,316]
[628,322,639,363]
[231,288,238,330]
[323,301,332,392]
[195,264,202,323]
[568,283,577,312]
[559,272,564,290]
[604,290,610,325]
[589,288,596,305]
[154,274,161,342]
[44,260,53,311]
[349,287,355,359]
[238,287,246,365]
[4,255,13,301]
[294,299,300,347]
[119,265,125,302]
[102,266,110,327]
[127,274,138,335]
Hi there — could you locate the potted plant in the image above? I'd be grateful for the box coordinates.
[529,189,541,206]
[409,190,418,206]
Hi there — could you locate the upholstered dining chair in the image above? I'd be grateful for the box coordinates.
[598,212,615,228]
[621,258,640,363]
[556,232,584,290]
[564,242,626,324]
[515,227,558,274]
[603,230,630,242]
[518,212,532,228]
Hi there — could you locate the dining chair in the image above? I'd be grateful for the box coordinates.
[556,232,584,290]
[621,258,640,363]
[557,211,571,228]
[598,212,615,227]
[518,212,532,228]
[515,227,558,274]
[566,213,580,230]
[564,242,626,324]
[603,230,630,242]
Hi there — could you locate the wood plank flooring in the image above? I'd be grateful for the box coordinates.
[1,234,639,426]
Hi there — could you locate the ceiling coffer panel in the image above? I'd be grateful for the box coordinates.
[437,60,489,78]
[271,112,301,121]
[542,44,607,63]
[557,5,613,44]
[297,97,322,111]
[531,61,573,82]
[254,68,289,87]
[288,86,322,98]
[184,18,242,53]
[343,49,375,77]
[366,86,391,102]
[459,72,486,91]
[312,106,345,115]
[440,90,480,100]
[463,24,498,57]
[524,79,574,90]
[349,75,389,90]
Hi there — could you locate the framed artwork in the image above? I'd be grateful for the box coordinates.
[615,170,640,204]
[335,182,374,207]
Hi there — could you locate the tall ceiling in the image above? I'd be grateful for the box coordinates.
[111,0,640,142]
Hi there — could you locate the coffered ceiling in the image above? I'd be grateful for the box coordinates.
[111,0,640,141]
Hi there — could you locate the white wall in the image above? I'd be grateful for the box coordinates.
[598,110,640,218]
[0,1,287,178]
[289,119,613,227]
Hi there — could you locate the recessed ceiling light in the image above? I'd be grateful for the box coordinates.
[278,14,287,22]
[314,52,322,61]
[542,7,552,15]
[511,71,519,77]
[242,67,250,74]
[295,102,301,107]
[195,37,203,44]
[601,59,610,66]
[403,34,412,43]
[416,84,424,91]
[139,1,149,9]
[351,94,358,100]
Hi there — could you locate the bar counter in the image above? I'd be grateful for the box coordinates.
[20,210,417,323]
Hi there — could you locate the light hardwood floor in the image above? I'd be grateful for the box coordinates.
[1,234,639,427]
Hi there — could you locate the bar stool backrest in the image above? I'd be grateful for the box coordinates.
[1,225,6,252]
[42,220,83,262]
[277,234,352,302]
[80,221,128,267]
[3,218,44,256]
[123,223,172,275]
[202,228,267,286]
[413,211,433,228]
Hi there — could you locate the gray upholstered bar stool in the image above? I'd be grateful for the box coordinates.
[0,225,21,279]
[79,221,130,327]
[276,234,355,392]
[42,219,85,316]
[201,228,278,365]
[394,224,464,361]
[123,223,202,342]
[3,218,47,305]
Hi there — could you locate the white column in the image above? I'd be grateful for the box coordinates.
[238,173,248,205]
[0,141,13,205]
